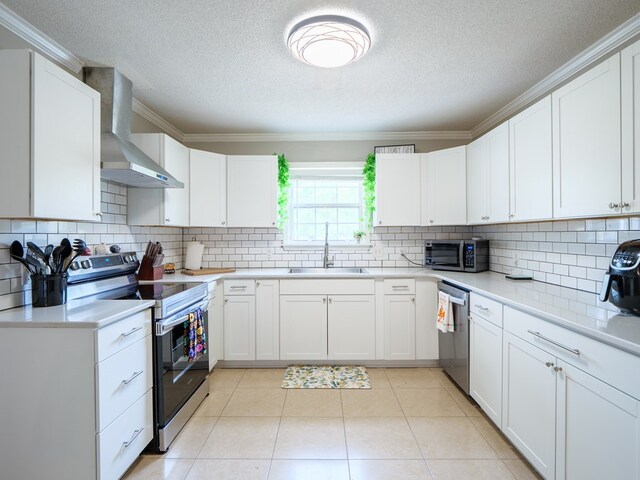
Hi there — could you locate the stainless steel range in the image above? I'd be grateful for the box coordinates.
[68,252,210,452]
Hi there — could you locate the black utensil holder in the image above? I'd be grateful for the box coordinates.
[31,273,67,307]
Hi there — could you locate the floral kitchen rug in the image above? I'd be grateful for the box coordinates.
[282,365,371,389]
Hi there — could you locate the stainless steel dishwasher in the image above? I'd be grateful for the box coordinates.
[437,281,470,394]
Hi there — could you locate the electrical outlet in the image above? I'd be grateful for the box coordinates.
[266,247,273,260]
[513,252,519,267]
[372,245,384,259]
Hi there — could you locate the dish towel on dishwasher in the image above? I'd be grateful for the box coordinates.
[437,291,455,333]
[184,307,207,362]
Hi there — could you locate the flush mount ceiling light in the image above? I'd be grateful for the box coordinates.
[287,15,371,68]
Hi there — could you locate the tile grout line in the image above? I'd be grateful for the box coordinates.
[339,384,352,479]
[266,373,289,478]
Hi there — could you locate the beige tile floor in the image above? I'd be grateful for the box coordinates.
[123,368,543,480]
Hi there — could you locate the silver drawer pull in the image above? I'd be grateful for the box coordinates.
[120,326,143,338]
[121,371,143,386]
[229,286,247,289]
[392,285,409,288]
[474,304,489,311]
[123,428,144,448]
[527,330,581,356]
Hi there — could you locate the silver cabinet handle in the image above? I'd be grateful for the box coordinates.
[392,285,409,289]
[222,221,226,225]
[508,214,514,218]
[621,202,630,209]
[378,220,382,225]
[609,202,620,209]
[120,326,143,338]
[328,297,333,304]
[545,361,554,368]
[554,366,563,373]
[527,330,581,356]
[230,286,247,289]
[121,371,143,386]
[95,212,103,217]
[430,220,434,223]
[224,299,229,303]
[322,297,326,303]
[474,304,489,311]
[123,428,144,448]
[256,281,260,287]
[165,218,171,222]
[411,297,415,303]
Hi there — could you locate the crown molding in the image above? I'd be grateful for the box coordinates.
[183,130,472,143]
[131,98,185,141]
[471,12,640,138]
[0,2,84,73]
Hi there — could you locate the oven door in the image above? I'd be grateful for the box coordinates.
[426,241,465,271]
[154,298,209,429]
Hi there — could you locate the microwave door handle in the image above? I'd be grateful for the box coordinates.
[459,242,465,269]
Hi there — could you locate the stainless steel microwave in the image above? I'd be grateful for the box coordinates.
[424,239,489,272]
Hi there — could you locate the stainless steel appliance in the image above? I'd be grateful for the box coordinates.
[67,252,209,452]
[600,239,640,314]
[425,239,489,272]
[437,281,470,394]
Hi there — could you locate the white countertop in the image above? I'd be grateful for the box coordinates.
[0,298,155,328]
[158,268,640,356]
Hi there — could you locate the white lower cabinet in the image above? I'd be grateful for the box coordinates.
[256,280,280,360]
[224,295,256,361]
[280,295,328,360]
[328,295,375,360]
[502,331,557,479]
[469,313,502,427]
[383,295,416,360]
[556,361,640,480]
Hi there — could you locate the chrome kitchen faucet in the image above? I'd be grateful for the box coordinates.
[323,222,334,269]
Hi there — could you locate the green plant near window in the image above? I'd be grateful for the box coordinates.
[276,153,290,230]
[362,153,376,231]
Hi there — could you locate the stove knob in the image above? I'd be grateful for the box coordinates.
[81,260,91,269]
[69,262,80,271]
[123,255,130,263]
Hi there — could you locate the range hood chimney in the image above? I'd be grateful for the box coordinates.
[84,67,183,188]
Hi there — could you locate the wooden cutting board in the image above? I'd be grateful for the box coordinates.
[182,268,236,276]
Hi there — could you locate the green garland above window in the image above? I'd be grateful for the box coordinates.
[276,153,290,230]
[362,153,376,231]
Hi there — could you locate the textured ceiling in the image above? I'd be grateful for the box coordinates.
[2,0,639,134]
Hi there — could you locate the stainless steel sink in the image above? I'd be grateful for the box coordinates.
[287,267,369,274]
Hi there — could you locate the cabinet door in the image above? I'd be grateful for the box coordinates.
[470,314,503,427]
[162,135,190,226]
[509,96,553,221]
[190,149,227,227]
[466,137,489,224]
[227,155,277,227]
[280,295,327,360]
[255,280,279,361]
[556,361,640,480]
[502,331,556,479]
[375,153,421,226]
[486,122,510,223]
[622,39,640,214]
[328,295,375,360]
[32,53,101,221]
[552,54,621,218]
[223,295,256,361]
[383,295,416,360]
[421,147,466,226]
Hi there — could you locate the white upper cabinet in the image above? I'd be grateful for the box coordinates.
[375,153,421,226]
[509,96,553,222]
[622,38,640,214]
[0,50,101,222]
[466,123,509,224]
[189,149,227,227]
[420,147,467,226]
[227,155,278,228]
[552,54,621,218]
[128,133,190,226]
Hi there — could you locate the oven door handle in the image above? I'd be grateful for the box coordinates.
[155,299,208,336]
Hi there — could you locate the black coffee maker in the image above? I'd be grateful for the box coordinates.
[600,240,640,314]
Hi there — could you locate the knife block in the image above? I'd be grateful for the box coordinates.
[137,256,163,281]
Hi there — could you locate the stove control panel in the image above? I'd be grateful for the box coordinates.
[67,252,140,283]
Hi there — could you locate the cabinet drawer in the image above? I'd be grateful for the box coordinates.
[96,335,153,431]
[224,279,256,295]
[95,310,151,362]
[280,279,374,295]
[97,389,153,480]
[383,279,416,295]
[504,306,640,400]
[470,293,503,327]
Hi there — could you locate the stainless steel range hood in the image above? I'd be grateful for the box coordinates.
[84,67,183,188]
